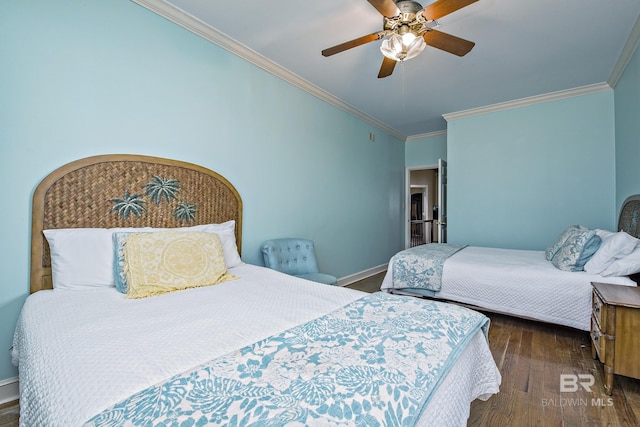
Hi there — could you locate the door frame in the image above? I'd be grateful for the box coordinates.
[437,158,447,244]
[405,164,437,249]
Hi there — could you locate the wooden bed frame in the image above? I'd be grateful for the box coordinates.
[30,154,242,293]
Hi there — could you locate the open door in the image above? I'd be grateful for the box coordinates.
[437,159,447,243]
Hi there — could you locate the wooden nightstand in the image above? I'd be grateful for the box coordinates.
[591,282,640,395]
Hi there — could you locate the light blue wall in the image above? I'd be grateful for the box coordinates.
[405,133,447,167]
[614,44,640,210]
[446,91,617,249]
[0,1,405,382]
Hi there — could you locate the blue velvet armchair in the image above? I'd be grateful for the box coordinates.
[261,238,338,286]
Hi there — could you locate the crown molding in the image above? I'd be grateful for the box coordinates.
[608,12,640,88]
[442,83,612,122]
[405,130,447,142]
[131,0,406,141]
[443,13,640,123]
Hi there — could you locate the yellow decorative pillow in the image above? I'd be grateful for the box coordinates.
[123,231,237,299]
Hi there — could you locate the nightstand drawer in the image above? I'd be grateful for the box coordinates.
[591,282,640,395]
[590,315,605,361]
[592,290,607,330]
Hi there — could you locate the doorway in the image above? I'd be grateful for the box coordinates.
[405,163,444,248]
[410,187,429,247]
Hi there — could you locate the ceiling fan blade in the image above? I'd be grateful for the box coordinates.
[378,57,396,78]
[423,29,475,56]
[421,0,478,20]
[367,0,400,17]
[322,31,386,57]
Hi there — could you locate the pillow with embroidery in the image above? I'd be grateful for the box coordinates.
[545,225,586,261]
[113,221,242,294]
[551,228,602,272]
[123,231,237,299]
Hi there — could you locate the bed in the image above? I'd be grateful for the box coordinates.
[12,154,501,427]
[382,196,640,331]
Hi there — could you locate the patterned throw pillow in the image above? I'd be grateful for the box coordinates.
[112,222,242,294]
[545,225,585,261]
[123,231,237,299]
[551,228,602,272]
[113,231,136,294]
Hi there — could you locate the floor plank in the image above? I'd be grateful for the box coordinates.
[0,401,18,427]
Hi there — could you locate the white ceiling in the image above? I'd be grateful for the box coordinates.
[136,0,640,139]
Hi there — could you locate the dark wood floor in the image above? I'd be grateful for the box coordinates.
[468,312,640,426]
[3,272,638,426]
[346,271,387,293]
[348,273,640,426]
[0,401,18,427]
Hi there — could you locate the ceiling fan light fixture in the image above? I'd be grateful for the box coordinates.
[321,0,478,78]
[380,31,426,61]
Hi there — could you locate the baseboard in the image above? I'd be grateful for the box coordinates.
[0,377,18,406]
[337,264,387,287]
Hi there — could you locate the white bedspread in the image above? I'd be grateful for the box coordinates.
[381,246,636,331]
[13,264,500,427]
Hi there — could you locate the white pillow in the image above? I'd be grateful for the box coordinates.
[43,228,115,290]
[178,221,243,268]
[44,221,243,290]
[114,221,242,268]
[583,230,638,275]
[600,244,640,277]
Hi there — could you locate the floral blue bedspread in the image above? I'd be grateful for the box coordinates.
[85,292,488,427]
[391,244,467,293]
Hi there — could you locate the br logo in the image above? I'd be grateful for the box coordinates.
[560,374,595,392]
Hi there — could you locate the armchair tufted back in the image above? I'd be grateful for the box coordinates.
[262,238,320,275]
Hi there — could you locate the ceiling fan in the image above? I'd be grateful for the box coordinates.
[321,0,478,78]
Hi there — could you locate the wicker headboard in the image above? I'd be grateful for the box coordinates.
[618,194,640,238]
[618,194,640,284]
[31,154,242,293]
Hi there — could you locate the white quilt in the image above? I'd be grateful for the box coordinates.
[381,246,636,331]
[13,264,500,427]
